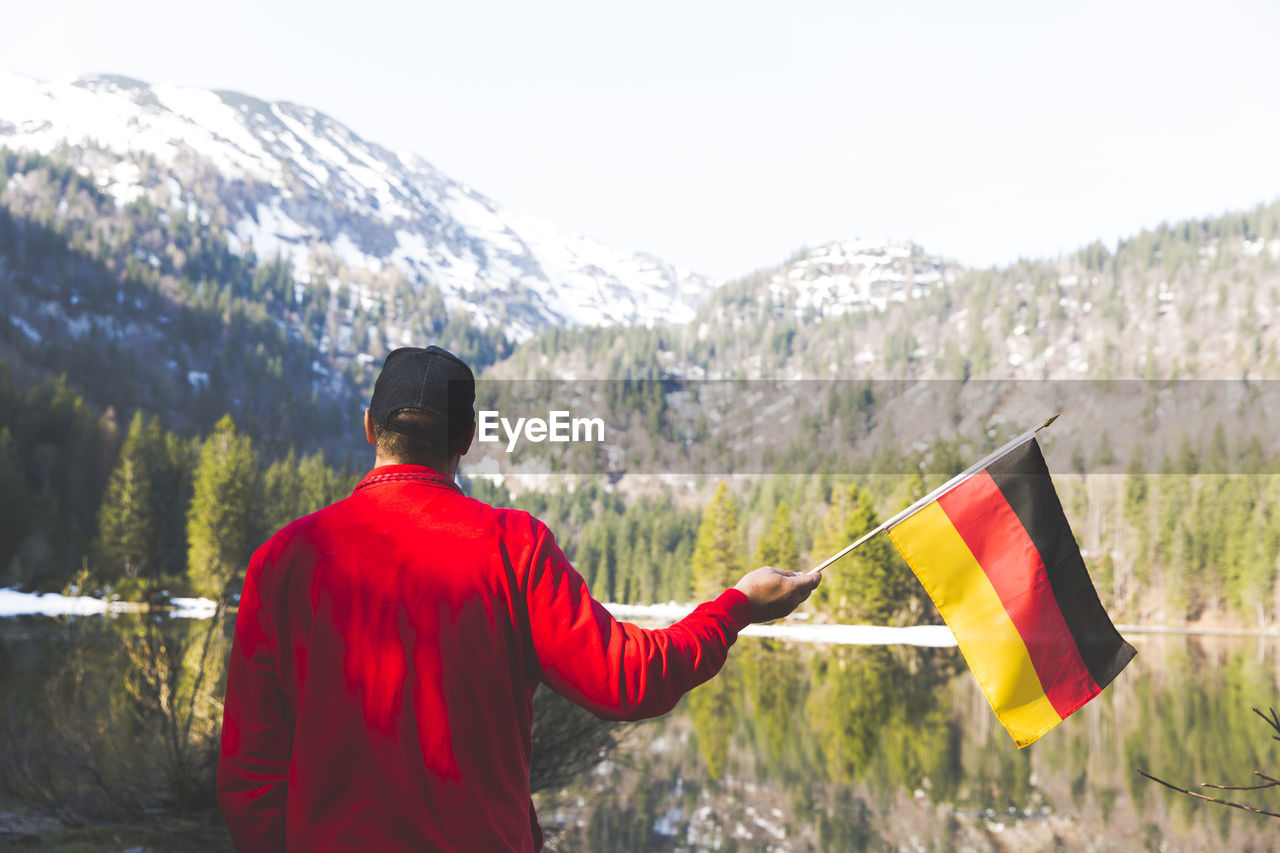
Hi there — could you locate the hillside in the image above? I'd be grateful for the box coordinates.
[0,150,369,455]
[497,205,1280,382]
[0,72,712,340]
[468,205,1280,486]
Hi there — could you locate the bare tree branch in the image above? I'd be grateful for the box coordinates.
[1137,769,1280,818]
[1201,771,1280,792]
[1138,705,1280,820]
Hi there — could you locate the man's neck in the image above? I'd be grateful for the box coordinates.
[373,455,459,481]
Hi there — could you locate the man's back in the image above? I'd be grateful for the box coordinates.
[217,464,754,852]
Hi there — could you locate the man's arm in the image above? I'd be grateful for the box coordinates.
[522,524,818,721]
[217,555,290,852]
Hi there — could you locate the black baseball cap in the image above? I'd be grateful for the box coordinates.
[369,346,476,438]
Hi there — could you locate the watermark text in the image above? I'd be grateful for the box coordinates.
[477,410,605,453]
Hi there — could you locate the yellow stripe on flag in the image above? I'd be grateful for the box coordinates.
[889,500,1062,746]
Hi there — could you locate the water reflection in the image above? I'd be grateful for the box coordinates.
[542,634,1280,851]
[2,618,1277,850]
[0,613,228,823]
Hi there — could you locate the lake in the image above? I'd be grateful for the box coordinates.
[539,631,1280,851]
[1,613,1277,851]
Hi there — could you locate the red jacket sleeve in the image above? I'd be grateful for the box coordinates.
[217,552,290,852]
[523,524,753,721]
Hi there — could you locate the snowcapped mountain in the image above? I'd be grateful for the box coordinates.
[761,239,954,319]
[0,72,711,340]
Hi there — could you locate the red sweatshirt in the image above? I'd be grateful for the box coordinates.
[217,464,753,852]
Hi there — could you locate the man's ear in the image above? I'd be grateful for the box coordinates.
[458,419,477,456]
[364,408,377,447]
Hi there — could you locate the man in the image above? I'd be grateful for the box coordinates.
[217,345,820,852]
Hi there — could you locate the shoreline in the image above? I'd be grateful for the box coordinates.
[0,588,218,619]
[3,589,1278,641]
[1113,623,1280,638]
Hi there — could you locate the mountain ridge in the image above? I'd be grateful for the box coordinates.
[0,71,714,340]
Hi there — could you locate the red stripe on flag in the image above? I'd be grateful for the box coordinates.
[938,472,1100,719]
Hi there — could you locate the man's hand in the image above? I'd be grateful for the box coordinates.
[733,566,822,624]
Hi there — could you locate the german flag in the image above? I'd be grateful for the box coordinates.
[887,437,1135,747]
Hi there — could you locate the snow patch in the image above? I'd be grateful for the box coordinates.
[601,602,957,646]
[9,315,42,343]
[170,597,219,618]
[0,588,108,616]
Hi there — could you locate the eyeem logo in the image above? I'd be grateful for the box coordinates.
[477,410,606,453]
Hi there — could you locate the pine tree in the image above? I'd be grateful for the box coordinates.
[152,426,196,584]
[296,451,337,513]
[690,482,742,600]
[187,415,260,599]
[754,501,799,573]
[811,484,905,623]
[21,375,113,584]
[95,411,158,587]
[261,447,304,537]
[596,525,615,601]
[0,426,32,581]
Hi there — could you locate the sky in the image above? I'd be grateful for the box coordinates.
[5,0,1279,278]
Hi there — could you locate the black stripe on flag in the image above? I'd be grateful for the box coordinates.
[986,439,1136,689]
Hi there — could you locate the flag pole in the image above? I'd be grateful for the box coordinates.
[806,413,1060,574]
